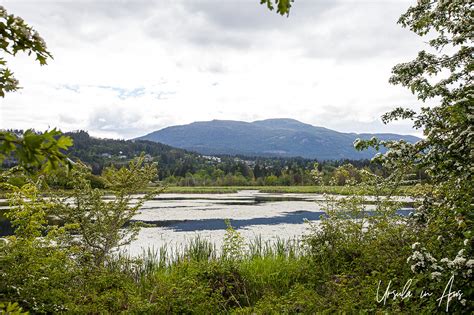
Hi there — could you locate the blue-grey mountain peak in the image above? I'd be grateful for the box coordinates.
[138,119,419,160]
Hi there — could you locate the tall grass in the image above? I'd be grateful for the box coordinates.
[112,235,305,279]
[248,235,303,259]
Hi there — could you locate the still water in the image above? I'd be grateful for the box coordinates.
[126,191,413,256]
[0,190,413,257]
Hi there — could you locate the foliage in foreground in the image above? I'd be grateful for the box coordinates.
[0,5,52,97]
[1,189,470,313]
[0,0,472,313]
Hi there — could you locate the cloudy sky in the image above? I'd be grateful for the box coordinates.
[1,0,425,139]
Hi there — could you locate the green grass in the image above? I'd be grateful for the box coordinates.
[1,185,420,197]
[2,192,465,314]
[154,186,243,194]
[112,237,313,314]
[153,185,420,196]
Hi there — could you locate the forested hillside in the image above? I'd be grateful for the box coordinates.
[61,131,408,186]
[139,118,420,160]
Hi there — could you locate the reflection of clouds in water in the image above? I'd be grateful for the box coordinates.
[0,191,414,251]
[126,191,413,257]
[127,192,320,256]
[125,223,315,258]
[134,211,326,232]
[135,200,326,221]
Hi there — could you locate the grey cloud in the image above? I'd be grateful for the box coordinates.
[3,0,423,138]
[142,1,338,50]
[142,4,254,50]
[198,61,227,73]
[299,3,421,60]
[59,113,81,124]
[176,1,418,60]
[6,1,157,44]
[306,112,417,135]
[7,0,418,59]
[86,103,175,139]
[185,1,338,30]
[88,106,142,132]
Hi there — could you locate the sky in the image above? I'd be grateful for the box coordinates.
[0,0,426,139]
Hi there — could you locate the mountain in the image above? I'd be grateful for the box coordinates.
[137,118,420,160]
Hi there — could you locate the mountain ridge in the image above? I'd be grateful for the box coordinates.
[138,118,419,160]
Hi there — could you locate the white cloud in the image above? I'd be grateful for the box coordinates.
[0,0,424,139]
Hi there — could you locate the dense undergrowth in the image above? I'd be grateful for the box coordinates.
[0,180,471,313]
[0,0,472,313]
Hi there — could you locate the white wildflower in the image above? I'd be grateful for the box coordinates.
[412,242,420,249]
[425,253,437,263]
[431,263,443,271]
[440,258,450,264]
[13,16,24,26]
[412,251,424,261]
[32,31,47,48]
[453,256,466,267]
[464,239,469,246]
[430,271,442,280]
[466,259,474,268]
[19,26,30,38]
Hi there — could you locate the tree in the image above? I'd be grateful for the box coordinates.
[310,162,323,185]
[0,129,73,172]
[0,6,72,170]
[0,5,52,96]
[55,156,158,267]
[260,0,294,16]
[329,163,362,186]
[356,0,473,218]
[356,0,472,187]
[355,0,472,309]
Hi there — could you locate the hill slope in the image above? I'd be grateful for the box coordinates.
[64,131,201,176]
[138,118,420,160]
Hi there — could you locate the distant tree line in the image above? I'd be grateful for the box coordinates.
[1,130,428,188]
[1,130,426,188]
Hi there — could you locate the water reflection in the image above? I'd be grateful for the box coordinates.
[132,209,413,232]
[1,191,414,243]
